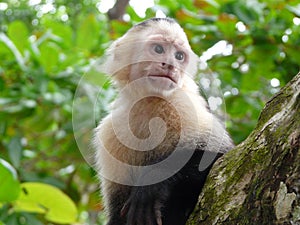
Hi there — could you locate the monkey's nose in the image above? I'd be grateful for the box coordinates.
[161,62,175,71]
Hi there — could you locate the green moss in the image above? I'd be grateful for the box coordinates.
[256,86,293,129]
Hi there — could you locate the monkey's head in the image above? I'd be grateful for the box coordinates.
[104,18,198,96]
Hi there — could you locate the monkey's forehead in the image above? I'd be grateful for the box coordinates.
[130,22,189,47]
[145,33,186,47]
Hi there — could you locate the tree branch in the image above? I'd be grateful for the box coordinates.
[188,73,300,224]
[108,0,130,20]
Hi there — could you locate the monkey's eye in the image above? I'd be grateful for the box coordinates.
[175,51,185,61]
[154,44,164,54]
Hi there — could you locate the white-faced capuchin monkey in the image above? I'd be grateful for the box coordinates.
[94,17,234,225]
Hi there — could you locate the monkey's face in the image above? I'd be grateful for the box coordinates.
[129,34,191,95]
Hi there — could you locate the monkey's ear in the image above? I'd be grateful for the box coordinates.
[111,40,124,61]
[100,38,124,75]
[107,35,133,70]
[98,36,132,87]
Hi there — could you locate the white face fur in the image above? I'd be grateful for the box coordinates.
[109,18,198,96]
[129,33,189,92]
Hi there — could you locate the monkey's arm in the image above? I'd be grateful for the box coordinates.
[121,150,223,225]
[121,177,170,225]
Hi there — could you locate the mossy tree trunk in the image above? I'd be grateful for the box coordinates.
[188,73,300,225]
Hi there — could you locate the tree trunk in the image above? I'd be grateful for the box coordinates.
[188,73,300,225]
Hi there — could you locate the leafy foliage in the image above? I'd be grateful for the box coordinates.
[0,160,77,224]
[15,182,77,224]
[0,0,299,224]
[0,159,20,202]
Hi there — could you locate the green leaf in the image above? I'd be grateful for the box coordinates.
[0,159,20,202]
[76,14,100,50]
[43,21,73,48]
[39,42,60,73]
[0,33,27,70]
[7,137,23,168]
[216,14,238,39]
[0,211,44,225]
[222,1,260,24]
[83,67,108,87]
[7,20,29,54]
[285,46,300,65]
[14,182,78,224]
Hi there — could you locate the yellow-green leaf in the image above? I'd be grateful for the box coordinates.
[14,182,78,224]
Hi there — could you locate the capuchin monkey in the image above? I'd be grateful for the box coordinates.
[94,17,234,225]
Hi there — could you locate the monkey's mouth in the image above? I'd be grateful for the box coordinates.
[148,74,177,84]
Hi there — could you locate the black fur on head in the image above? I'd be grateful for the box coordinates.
[135,17,177,28]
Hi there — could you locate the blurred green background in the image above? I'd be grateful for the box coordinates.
[0,0,299,224]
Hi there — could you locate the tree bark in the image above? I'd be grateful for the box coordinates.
[188,73,300,225]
